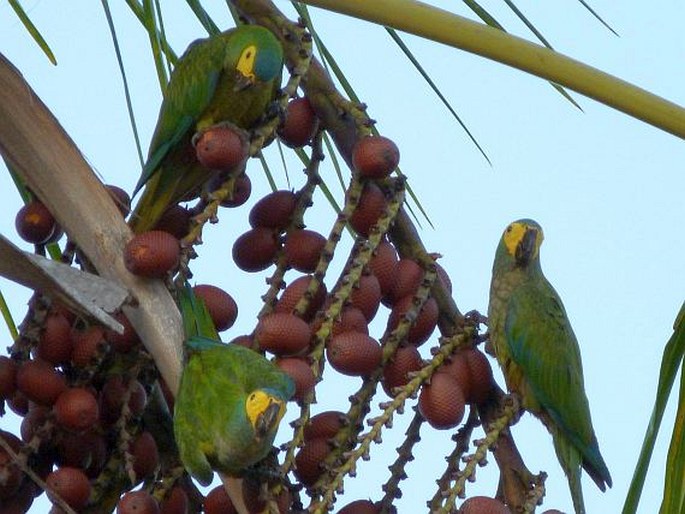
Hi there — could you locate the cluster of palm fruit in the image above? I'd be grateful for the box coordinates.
[0,11,570,514]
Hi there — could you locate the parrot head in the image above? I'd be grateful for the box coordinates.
[496,219,545,270]
[230,26,283,90]
[245,388,288,440]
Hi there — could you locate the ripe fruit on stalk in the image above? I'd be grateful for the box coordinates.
[284,229,326,273]
[418,372,465,429]
[275,357,316,401]
[232,227,280,272]
[349,182,387,238]
[249,190,297,230]
[15,200,57,244]
[124,230,180,278]
[278,97,319,148]
[256,313,311,355]
[352,135,400,179]
[327,331,382,376]
[194,124,248,170]
[193,284,238,331]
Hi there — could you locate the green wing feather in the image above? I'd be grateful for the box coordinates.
[505,279,611,490]
[133,38,225,197]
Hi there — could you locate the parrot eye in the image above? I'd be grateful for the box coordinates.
[506,225,513,233]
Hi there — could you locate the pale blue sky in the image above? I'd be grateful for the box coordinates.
[1,1,684,513]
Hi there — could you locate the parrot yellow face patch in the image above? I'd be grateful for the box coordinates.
[236,45,257,81]
[246,390,286,437]
[503,221,544,261]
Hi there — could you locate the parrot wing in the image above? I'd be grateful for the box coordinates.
[133,36,226,197]
[505,280,611,489]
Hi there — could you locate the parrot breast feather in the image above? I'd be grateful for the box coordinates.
[504,282,604,469]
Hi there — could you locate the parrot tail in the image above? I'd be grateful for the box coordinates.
[553,433,586,514]
[582,436,613,492]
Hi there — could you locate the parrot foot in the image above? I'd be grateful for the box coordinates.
[242,448,285,482]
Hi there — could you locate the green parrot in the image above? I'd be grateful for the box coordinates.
[173,336,294,485]
[173,285,294,485]
[129,25,283,233]
[488,219,611,514]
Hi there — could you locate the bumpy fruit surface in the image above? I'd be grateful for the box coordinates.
[352,135,400,179]
[124,230,180,278]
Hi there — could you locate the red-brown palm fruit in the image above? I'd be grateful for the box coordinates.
[275,357,316,402]
[193,284,238,331]
[418,373,465,429]
[46,467,91,511]
[195,124,248,170]
[159,485,188,514]
[232,227,280,272]
[349,182,386,238]
[242,476,291,514]
[15,200,57,244]
[303,410,346,442]
[331,306,369,337]
[256,313,311,356]
[229,334,254,348]
[349,273,382,322]
[386,258,423,305]
[459,496,511,513]
[294,438,331,487]
[352,135,400,179]
[463,349,495,404]
[129,431,159,481]
[0,431,23,499]
[106,184,132,216]
[1,480,35,512]
[99,376,147,425]
[274,275,327,321]
[278,97,319,148]
[382,344,422,396]
[105,312,139,353]
[0,356,18,400]
[327,332,382,377]
[439,348,494,405]
[387,295,439,346]
[117,490,160,514]
[438,351,471,397]
[249,190,297,230]
[56,431,107,477]
[368,239,399,299]
[16,359,66,406]
[7,391,29,416]
[36,311,73,365]
[220,173,252,207]
[204,485,237,514]
[153,205,192,239]
[54,387,99,432]
[338,499,381,514]
[71,325,108,368]
[284,229,326,273]
[20,405,49,443]
[124,230,180,278]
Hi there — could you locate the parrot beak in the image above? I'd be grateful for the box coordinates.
[255,399,284,439]
[234,71,255,92]
[516,227,539,265]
